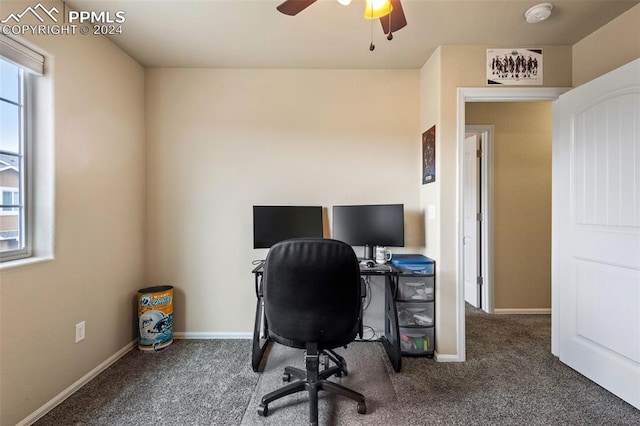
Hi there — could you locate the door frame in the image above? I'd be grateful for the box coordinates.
[456,87,570,361]
[464,125,494,314]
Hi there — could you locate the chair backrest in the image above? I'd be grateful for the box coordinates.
[263,238,361,349]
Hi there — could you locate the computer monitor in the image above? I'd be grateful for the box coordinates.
[332,204,405,259]
[253,205,323,249]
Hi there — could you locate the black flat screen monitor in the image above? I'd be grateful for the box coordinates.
[332,204,405,249]
[253,205,323,249]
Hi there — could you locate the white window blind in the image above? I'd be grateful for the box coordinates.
[0,34,44,76]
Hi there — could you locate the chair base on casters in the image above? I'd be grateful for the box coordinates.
[257,346,366,426]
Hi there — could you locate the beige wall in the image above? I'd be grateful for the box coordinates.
[573,4,640,87]
[419,48,452,353]
[145,68,421,334]
[420,45,571,356]
[0,2,146,424]
[419,48,441,258]
[466,102,552,310]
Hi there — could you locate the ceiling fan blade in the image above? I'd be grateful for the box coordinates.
[380,0,407,34]
[277,0,317,16]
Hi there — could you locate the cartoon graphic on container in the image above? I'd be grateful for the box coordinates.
[137,286,174,351]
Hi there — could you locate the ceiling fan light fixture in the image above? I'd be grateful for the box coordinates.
[524,3,553,23]
[364,0,393,19]
[337,0,351,5]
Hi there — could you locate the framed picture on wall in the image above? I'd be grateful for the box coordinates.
[422,125,436,184]
[486,48,543,85]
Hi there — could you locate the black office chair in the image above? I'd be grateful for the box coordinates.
[257,238,366,425]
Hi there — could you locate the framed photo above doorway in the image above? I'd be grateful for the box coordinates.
[487,48,543,85]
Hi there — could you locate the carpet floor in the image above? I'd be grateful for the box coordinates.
[35,308,640,425]
[35,340,258,425]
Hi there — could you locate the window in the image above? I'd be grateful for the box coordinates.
[0,58,28,259]
[1,188,19,212]
[0,36,44,262]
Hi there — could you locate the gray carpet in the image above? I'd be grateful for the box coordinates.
[35,309,640,425]
[389,308,640,425]
[34,340,258,426]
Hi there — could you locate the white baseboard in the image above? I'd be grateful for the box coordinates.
[18,340,136,426]
[173,331,252,339]
[434,351,463,362]
[493,308,551,314]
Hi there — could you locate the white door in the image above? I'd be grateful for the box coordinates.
[463,134,481,308]
[553,58,640,409]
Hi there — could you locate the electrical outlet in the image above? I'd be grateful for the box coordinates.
[75,321,85,343]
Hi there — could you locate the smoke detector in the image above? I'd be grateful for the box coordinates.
[524,3,553,23]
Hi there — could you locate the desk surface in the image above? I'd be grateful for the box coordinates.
[251,260,398,275]
[358,262,396,275]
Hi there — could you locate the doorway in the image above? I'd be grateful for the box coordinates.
[455,87,569,361]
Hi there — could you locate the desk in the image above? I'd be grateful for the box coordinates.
[251,262,403,373]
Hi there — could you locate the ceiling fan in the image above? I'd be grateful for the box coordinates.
[276,0,408,38]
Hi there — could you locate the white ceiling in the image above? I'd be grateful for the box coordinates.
[67,0,638,69]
